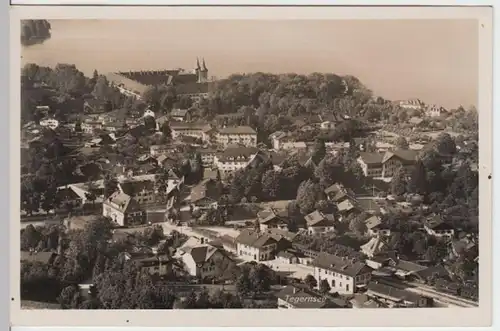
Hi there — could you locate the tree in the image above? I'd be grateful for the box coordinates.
[304,274,317,289]
[395,136,409,149]
[408,160,428,196]
[391,167,407,196]
[319,279,331,294]
[21,224,42,251]
[58,285,80,309]
[314,156,343,188]
[160,121,172,140]
[349,216,367,236]
[435,132,457,155]
[311,139,326,165]
[103,174,118,199]
[296,179,324,214]
[261,170,283,201]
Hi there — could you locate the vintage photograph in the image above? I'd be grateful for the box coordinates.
[18,17,482,313]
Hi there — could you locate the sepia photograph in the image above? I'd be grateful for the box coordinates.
[10,4,493,328]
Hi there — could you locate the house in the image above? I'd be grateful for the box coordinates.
[425,104,447,118]
[389,259,428,279]
[170,122,214,142]
[84,99,109,114]
[399,99,425,110]
[337,199,359,222]
[81,121,103,134]
[179,242,234,279]
[276,250,300,264]
[39,117,59,130]
[118,178,156,205]
[216,126,257,148]
[213,145,259,176]
[304,210,336,235]
[357,149,418,178]
[360,236,388,258]
[170,108,192,122]
[449,236,477,260]
[56,186,84,209]
[21,251,58,265]
[424,216,455,238]
[269,131,289,150]
[189,178,221,211]
[324,183,355,204]
[276,284,337,309]
[311,252,372,295]
[257,208,289,231]
[198,148,217,167]
[133,254,173,276]
[411,265,451,284]
[150,144,175,157]
[365,281,430,308]
[364,215,390,237]
[102,191,145,227]
[235,229,291,262]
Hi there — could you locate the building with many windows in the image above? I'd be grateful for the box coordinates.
[311,252,373,295]
[357,149,418,178]
[216,126,257,148]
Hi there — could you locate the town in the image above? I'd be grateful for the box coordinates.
[20,56,479,310]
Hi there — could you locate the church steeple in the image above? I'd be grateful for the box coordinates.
[196,58,201,71]
[202,58,208,72]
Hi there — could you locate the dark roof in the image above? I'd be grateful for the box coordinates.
[235,229,279,248]
[217,146,259,162]
[56,187,81,201]
[383,149,419,164]
[358,152,384,165]
[413,265,450,280]
[119,179,155,196]
[394,260,428,273]
[311,252,372,277]
[218,126,257,135]
[170,122,212,132]
[304,210,335,227]
[190,178,220,204]
[104,191,141,213]
[367,282,423,304]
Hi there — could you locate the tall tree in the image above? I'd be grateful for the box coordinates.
[408,160,428,196]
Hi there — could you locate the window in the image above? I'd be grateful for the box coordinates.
[346,284,349,292]
[332,279,335,287]
[340,282,342,287]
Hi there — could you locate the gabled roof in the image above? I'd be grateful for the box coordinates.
[190,178,220,204]
[337,199,357,213]
[216,146,259,162]
[367,282,423,304]
[182,244,222,264]
[358,152,384,165]
[364,216,383,230]
[119,179,155,196]
[235,229,279,248]
[361,236,388,257]
[383,149,419,164]
[304,210,335,227]
[56,186,82,202]
[104,191,141,214]
[311,252,371,277]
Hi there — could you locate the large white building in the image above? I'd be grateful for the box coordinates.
[216,126,257,148]
[213,145,259,176]
[357,149,418,178]
[311,252,373,295]
[170,122,214,143]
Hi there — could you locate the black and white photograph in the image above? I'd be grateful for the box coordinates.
[11,4,493,328]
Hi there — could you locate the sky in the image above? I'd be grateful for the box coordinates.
[21,19,479,109]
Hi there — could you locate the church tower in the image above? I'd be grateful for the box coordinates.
[197,58,208,83]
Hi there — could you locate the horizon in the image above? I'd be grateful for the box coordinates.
[21,19,479,110]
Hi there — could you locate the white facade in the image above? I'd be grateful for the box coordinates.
[307,225,336,236]
[313,267,371,295]
[181,249,230,279]
[213,155,252,176]
[236,242,277,262]
[216,132,257,148]
[39,118,59,130]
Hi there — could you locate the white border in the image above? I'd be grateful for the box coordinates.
[9,5,494,327]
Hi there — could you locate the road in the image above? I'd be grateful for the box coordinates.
[376,277,478,308]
